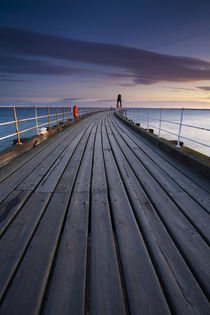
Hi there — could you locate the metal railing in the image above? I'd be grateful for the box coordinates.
[0,105,104,149]
[122,108,210,151]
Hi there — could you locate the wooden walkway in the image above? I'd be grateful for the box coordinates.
[0,111,209,315]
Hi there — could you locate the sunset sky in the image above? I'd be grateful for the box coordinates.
[0,0,210,108]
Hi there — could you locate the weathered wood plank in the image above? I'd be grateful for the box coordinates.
[36,122,94,193]
[113,114,210,193]
[0,117,93,201]
[110,115,210,242]
[0,189,29,237]
[106,116,210,314]
[0,192,70,315]
[0,111,209,315]
[17,120,93,192]
[43,121,97,315]
[90,120,126,314]
[102,120,170,315]
[0,192,51,302]
[0,115,92,183]
[108,114,210,297]
[0,117,95,237]
[112,114,210,214]
[0,117,99,313]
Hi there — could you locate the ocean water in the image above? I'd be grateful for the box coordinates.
[124,108,210,157]
[0,107,76,152]
[0,107,210,156]
[0,107,103,152]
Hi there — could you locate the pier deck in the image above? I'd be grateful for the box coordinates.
[0,111,209,314]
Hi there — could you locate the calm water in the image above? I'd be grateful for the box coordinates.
[0,107,102,152]
[125,108,210,156]
[0,107,60,151]
[0,107,210,156]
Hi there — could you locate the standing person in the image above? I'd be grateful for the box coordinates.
[117,94,122,109]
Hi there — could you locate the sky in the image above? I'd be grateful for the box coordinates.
[0,0,210,108]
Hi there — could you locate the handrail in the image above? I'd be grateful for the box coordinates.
[0,105,105,148]
[122,107,210,150]
[135,115,210,131]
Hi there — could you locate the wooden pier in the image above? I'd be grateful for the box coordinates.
[0,111,209,314]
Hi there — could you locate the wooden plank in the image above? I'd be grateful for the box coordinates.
[0,192,70,315]
[0,192,51,302]
[0,116,95,237]
[106,116,210,313]
[0,117,93,201]
[113,114,210,193]
[0,114,93,183]
[17,120,93,192]
[101,120,170,315]
[36,122,94,193]
[0,189,29,237]
[54,117,100,194]
[0,111,208,314]
[55,129,93,193]
[0,120,75,182]
[110,115,210,242]
[113,114,210,213]
[108,114,210,297]
[90,120,126,314]
[43,122,97,315]
[0,118,100,313]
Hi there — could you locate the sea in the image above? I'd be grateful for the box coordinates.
[0,107,210,157]
[0,107,74,152]
[124,108,210,157]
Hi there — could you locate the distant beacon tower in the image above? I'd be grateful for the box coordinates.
[116,94,122,109]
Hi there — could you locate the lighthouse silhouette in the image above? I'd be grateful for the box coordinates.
[116,94,122,109]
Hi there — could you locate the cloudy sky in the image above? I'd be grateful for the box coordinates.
[0,0,210,108]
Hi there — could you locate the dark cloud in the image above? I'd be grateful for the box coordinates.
[0,74,31,82]
[0,55,94,76]
[197,86,210,91]
[0,78,29,82]
[1,27,210,85]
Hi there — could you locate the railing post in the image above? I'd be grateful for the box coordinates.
[56,107,59,126]
[158,108,163,138]
[176,108,184,147]
[13,105,21,144]
[147,108,150,131]
[48,107,51,129]
[34,106,39,135]
[63,107,65,124]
